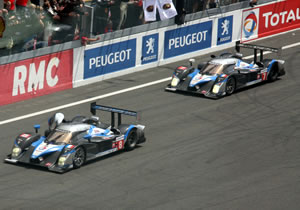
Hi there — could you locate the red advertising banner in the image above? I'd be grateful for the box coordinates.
[242,0,300,42]
[259,0,300,39]
[0,50,73,105]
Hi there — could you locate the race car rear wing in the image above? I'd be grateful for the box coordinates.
[235,41,281,63]
[90,102,140,127]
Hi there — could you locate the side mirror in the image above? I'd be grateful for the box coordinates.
[34,124,40,134]
[211,55,216,58]
[189,58,195,67]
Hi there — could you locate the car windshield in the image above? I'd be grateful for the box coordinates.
[202,63,225,75]
[46,129,72,145]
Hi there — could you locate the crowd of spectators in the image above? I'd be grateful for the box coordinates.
[92,0,143,35]
[0,0,258,56]
[186,0,253,13]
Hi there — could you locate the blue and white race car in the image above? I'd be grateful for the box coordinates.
[5,103,146,173]
[165,42,285,98]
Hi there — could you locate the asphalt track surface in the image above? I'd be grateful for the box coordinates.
[0,30,300,210]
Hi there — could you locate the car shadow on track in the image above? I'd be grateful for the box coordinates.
[85,145,143,166]
[164,79,283,99]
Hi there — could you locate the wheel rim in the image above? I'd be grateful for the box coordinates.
[226,78,235,94]
[74,148,85,166]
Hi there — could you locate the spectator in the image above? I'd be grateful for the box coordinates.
[191,0,206,12]
[16,0,29,14]
[92,0,114,35]
[31,0,41,7]
[117,0,129,30]
[124,0,143,28]
[250,0,257,7]
[208,0,217,9]
[43,0,58,17]
[4,0,15,11]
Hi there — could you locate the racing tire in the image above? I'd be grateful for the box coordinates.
[125,130,138,151]
[268,67,279,82]
[73,147,86,169]
[225,77,236,95]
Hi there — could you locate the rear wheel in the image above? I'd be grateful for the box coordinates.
[268,67,279,82]
[225,77,236,95]
[73,147,85,169]
[125,130,138,151]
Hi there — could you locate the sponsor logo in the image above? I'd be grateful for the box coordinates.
[258,1,300,39]
[0,50,73,106]
[217,16,233,45]
[164,21,212,59]
[12,57,60,96]
[20,133,31,138]
[84,39,136,79]
[262,8,300,29]
[142,34,158,64]
[116,136,124,141]
[177,66,188,70]
[66,145,75,149]
[242,9,259,39]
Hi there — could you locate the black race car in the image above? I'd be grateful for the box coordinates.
[165,41,285,98]
[4,103,146,173]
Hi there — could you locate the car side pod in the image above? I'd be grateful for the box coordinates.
[83,134,92,140]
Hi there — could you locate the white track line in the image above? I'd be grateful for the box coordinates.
[1,41,300,125]
[0,77,171,125]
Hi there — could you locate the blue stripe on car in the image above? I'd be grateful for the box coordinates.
[124,125,135,141]
[31,137,45,147]
[188,69,200,78]
[267,59,276,72]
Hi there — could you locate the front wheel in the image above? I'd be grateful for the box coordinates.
[125,130,138,151]
[73,147,85,169]
[225,77,236,95]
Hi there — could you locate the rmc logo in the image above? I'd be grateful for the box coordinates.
[242,8,259,40]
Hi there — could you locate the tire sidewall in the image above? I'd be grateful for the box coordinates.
[268,68,278,82]
[73,147,85,169]
[225,77,235,95]
[125,130,138,151]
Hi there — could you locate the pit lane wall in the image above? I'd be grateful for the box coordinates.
[0,0,299,105]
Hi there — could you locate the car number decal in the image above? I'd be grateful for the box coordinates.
[261,72,267,81]
[113,140,124,150]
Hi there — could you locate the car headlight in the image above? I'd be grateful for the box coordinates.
[171,76,180,87]
[58,157,67,167]
[12,147,21,158]
[212,84,220,94]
